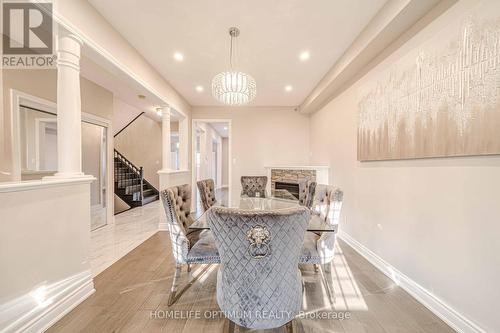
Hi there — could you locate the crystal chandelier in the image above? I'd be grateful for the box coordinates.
[212,27,256,105]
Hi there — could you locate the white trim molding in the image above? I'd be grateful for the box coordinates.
[0,176,95,193]
[157,169,190,175]
[0,270,95,333]
[338,231,486,333]
[9,89,114,226]
[191,119,233,208]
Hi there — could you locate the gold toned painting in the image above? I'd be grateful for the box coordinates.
[358,6,500,161]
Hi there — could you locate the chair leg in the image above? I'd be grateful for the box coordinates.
[168,263,213,307]
[323,261,332,273]
[285,320,294,333]
[319,264,334,307]
[313,264,319,273]
[167,264,182,306]
[187,263,192,272]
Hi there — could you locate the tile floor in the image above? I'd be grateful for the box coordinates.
[89,200,160,276]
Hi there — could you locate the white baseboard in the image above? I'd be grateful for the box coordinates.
[338,231,485,333]
[1,270,94,333]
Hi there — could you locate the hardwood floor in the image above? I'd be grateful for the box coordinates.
[48,233,454,333]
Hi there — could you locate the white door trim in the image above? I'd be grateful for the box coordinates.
[191,119,232,208]
[10,89,114,227]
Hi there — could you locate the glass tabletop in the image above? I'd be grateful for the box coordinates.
[190,189,337,233]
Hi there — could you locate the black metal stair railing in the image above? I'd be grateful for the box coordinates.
[114,149,158,204]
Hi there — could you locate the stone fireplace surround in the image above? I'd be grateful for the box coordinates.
[271,169,316,191]
[264,166,330,193]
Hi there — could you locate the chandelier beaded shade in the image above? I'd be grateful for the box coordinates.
[212,27,256,105]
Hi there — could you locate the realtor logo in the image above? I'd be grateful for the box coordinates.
[2,1,55,68]
[3,2,53,54]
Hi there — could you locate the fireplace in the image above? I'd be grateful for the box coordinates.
[265,166,330,197]
[275,181,300,199]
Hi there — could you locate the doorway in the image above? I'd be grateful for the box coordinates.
[192,120,231,214]
[12,90,112,231]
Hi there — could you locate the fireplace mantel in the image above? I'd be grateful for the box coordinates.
[264,165,329,171]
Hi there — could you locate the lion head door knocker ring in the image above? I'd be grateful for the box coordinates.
[247,225,271,259]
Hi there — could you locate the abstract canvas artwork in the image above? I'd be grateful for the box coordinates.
[358,6,500,161]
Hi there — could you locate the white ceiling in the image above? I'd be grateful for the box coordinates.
[80,45,183,121]
[88,0,387,107]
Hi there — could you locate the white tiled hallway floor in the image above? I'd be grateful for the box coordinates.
[90,201,159,276]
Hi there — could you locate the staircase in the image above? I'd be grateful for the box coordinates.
[114,149,159,208]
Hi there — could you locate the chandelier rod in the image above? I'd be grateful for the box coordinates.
[228,27,240,70]
[229,33,234,70]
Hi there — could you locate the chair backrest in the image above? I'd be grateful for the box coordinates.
[318,187,343,264]
[240,176,267,197]
[160,184,195,264]
[327,187,343,223]
[310,184,330,218]
[207,206,310,329]
[196,178,216,212]
[299,180,316,208]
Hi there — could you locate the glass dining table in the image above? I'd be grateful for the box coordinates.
[190,189,337,233]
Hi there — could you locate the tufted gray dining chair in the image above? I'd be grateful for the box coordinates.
[299,186,343,303]
[310,184,330,217]
[299,180,317,208]
[240,176,268,197]
[161,184,220,306]
[196,178,217,212]
[207,206,310,330]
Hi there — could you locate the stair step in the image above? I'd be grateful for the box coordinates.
[125,184,141,194]
[115,173,139,180]
[114,150,158,208]
[116,179,140,187]
[143,188,154,196]
[142,194,159,205]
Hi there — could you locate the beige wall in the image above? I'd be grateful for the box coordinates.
[192,107,310,203]
[112,97,142,136]
[221,137,229,186]
[170,121,179,133]
[1,69,113,182]
[113,109,181,190]
[0,180,94,331]
[114,114,164,189]
[308,0,500,331]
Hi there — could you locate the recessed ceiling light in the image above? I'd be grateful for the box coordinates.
[156,108,162,116]
[223,126,228,130]
[173,52,184,61]
[299,51,310,61]
[195,85,204,92]
[285,85,293,92]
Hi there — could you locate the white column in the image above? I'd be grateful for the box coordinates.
[53,33,85,178]
[161,107,171,171]
[178,117,189,170]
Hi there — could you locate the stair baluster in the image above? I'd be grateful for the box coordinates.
[113,149,159,209]
[139,166,144,202]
